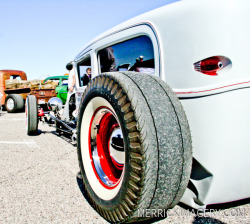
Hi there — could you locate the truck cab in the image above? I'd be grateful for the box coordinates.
[0,70,27,112]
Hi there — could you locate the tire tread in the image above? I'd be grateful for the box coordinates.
[77,72,192,223]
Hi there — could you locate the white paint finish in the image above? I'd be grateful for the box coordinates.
[75,0,250,96]
[180,87,250,206]
[0,139,40,149]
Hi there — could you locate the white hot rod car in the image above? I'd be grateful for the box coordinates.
[26,0,250,223]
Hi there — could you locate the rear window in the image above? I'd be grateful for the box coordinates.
[98,35,155,74]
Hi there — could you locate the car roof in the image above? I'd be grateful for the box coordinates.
[74,1,181,60]
[44,76,68,82]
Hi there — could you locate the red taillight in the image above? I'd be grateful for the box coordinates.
[194,56,231,76]
[38,108,44,117]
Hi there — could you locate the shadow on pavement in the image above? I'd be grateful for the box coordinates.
[206,198,250,210]
[38,128,76,146]
[76,175,87,197]
[179,197,250,212]
[34,129,56,136]
[179,198,250,224]
[193,216,226,224]
[53,132,75,145]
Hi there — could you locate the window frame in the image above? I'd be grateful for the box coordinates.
[76,53,92,88]
[93,25,160,77]
[75,24,160,79]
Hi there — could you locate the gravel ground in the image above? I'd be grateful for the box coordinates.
[0,111,249,224]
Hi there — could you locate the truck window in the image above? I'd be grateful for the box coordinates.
[77,56,92,87]
[10,75,21,80]
[98,35,155,74]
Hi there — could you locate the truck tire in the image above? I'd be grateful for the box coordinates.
[26,95,38,135]
[5,94,24,113]
[77,72,192,223]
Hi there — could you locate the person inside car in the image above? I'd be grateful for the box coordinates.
[81,67,91,86]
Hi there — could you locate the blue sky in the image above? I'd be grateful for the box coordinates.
[0,0,177,80]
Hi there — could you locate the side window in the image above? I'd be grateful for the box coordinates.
[98,35,155,74]
[77,56,92,87]
[62,79,68,86]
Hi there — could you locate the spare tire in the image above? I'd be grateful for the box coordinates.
[26,95,38,135]
[77,72,192,223]
[5,94,24,113]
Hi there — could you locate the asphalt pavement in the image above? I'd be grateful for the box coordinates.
[0,111,249,224]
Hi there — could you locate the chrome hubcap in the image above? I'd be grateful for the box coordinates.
[7,98,14,110]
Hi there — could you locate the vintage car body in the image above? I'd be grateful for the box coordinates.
[26,0,249,222]
[72,0,250,209]
[0,70,27,106]
[44,76,69,104]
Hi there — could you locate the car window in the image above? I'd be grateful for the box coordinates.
[10,75,21,80]
[77,56,92,87]
[45,79,59,83]
[98,35,155,74]
[62,80,68,85]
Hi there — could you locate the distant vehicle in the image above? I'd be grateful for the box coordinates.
[0,70,62,113]
[0,70,27,112]
[43,75,68,104]
[26,0,250,223]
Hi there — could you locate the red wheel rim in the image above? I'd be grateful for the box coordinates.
[88,107,125,189]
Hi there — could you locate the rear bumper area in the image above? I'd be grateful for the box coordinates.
[179,87,250,209]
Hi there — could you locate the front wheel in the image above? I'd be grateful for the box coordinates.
[26,95,38,135]
[77,72,192,223]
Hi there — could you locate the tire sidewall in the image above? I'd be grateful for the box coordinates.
[77,87,132,209]
[25,96,29,134]
[26,95,38,135]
